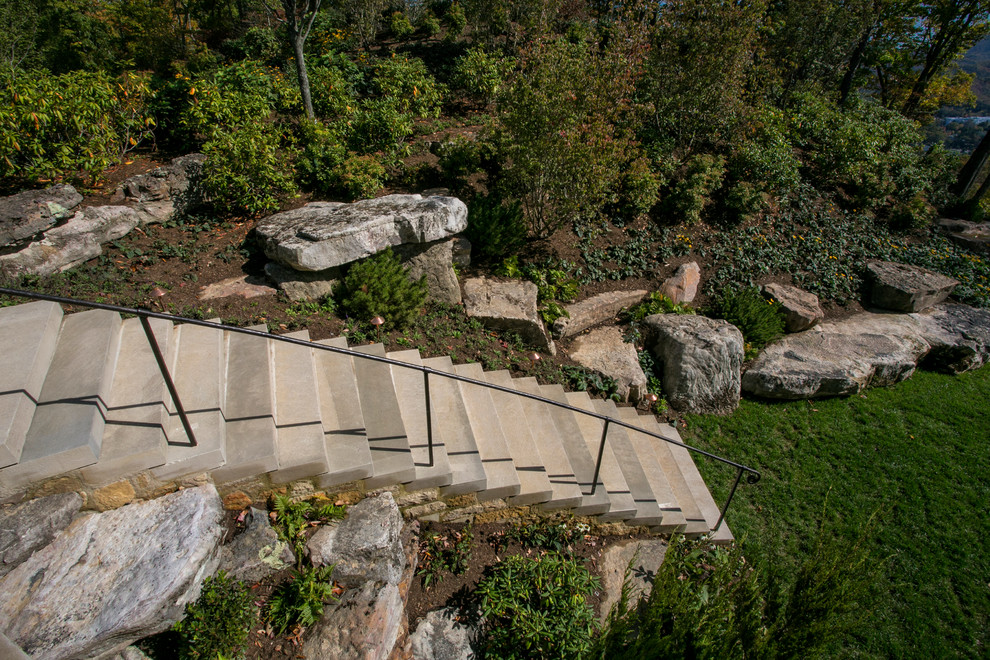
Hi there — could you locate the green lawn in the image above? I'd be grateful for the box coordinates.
[682,367,990,659]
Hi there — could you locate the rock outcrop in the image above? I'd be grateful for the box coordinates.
[865,260,958,312]
[112,153,205,225]
[395,239,462,305]
[763,283,824,332]
[569,327,648,402]
[217,507,294,583]
[938,217,990,253]
[462,277,555,354]
[0,184,82,248]
[552,290,648,339]
[0,492,82,579]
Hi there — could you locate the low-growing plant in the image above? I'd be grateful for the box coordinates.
[507,516,590,554]
[338,248,428,330]
[708,286,785,355]
[561,366,620,402]
[417,525,474,588]
[464,195,527,262]
[172,571,256,660]
[265,565,337,634]
[626,292,695,321]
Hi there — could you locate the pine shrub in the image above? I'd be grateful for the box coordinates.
[172,571,256,660]
[338,248,428,330]
[465,195,527,262]
[708,286,785,351]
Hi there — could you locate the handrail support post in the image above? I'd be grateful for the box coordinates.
[714,467,745,532]
[424,371,434,467]
[139,314,197,448]
[588,419,610,497]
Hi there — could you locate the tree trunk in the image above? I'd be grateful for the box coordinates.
[955,124,990,198]
[292,34,314,120]
[839,22,874,105]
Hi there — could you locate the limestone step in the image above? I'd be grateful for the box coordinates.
[213,325,278,483]
[0,309,121,491]
[351,343,417,487]
[511,377,583,511]
[483,370,553,506]
[452,362,521,501]
[656,419,734,543]
[152,320,226,480]
[270,331,329,484]
[81,317,173,486]
[420,356,487,496]
[632,414,712,536]
[564,392,638,522]
[537,384,612,516]
[613,406,686,532]
[386,350,453,489]
[313,337,374,488]
[0,301,62,468]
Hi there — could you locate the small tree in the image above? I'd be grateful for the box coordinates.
[263,0,322,120]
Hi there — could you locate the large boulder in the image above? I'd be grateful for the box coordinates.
[0,184,82,248]
[265,262,340,302]
[462,277,555,354]
[865,260,958,312]
[913,303,990,374]
[642,314,744,415]
[395,239,461,305]
[256,195,468,272]
[112,153,205,225]
[598,539,668,621]
[763,283,824,332]
[409,608,478,660]
[569,327,648,402]
[552,290,648,339]
[217,507,294,584]
[659,262,701,305]
[0,484,223,660]
[0,492,82,579]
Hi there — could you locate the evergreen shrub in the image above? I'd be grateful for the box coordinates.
[338,248,428,329]
[464,195,527,262]
[390,11,415,39]
[708,286,785,352]
[172,571,255,660]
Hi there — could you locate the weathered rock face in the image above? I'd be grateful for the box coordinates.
[112,154,204,206]
[256,195,468,272]
[409,608,478,660]
[938,217,990,254]
[395,239,461,305]
[763,283,824,332]
[462,277,555,354]
[866,260,958,312]
[642,314,744,415]
[915,303,990,373]
[264,261,339,302]
[659,262,701,304]
[0,184,82,248]
[569,327,648,402]
[552,290,648,339]
[598,539,668,621]
[218,507,294,584]
[0,484,223,660]
[306,492,406,588]
[0,206,141,278]
[0,492,82,579]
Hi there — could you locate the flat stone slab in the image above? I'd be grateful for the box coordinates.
[0,485,223,660]
[866,260,958,312]
[0,492,82,579]
[0,184,82,248]
[462,277,554,354]
[763,283,824,332]
[569,327,647,402]
[197,275,277,301]
[256,195,468,272]
[553,290,648,339]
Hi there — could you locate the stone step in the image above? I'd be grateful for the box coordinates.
[152,320,226,480]
[0,301,62,468]
[632,414,711,536]
[212,325,278,483]
[81,317,173,486]
[420,356,487,496]
[564,392,638,522]
[452,362,521,501]
[386,350,452,489]
[313,337,373,488]
[511,377,583,511]
[351,343,416,487]
[270,331,329,484]
[482,370,553,506]
[656,419,734,543]
[0,309,121,492]
[537,384,612,516]
[613,406,686,532]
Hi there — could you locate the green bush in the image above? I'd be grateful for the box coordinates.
[308,57,359,119]
[626,292,694,321]
[617,156,663,219]
[390,11,415,39]
[443,2,467,36]
[666,154,726,225]
[477,553,599,659]
[708,286,785,353]
[418,13,441,37]
[464,195,527,262]
[349,98,415,155]
[507,516,590,554]
[369,55,444,119]
[266,565,337,634]
[172,571,255,660]
[296,121,385,201]
[338,248,428,329]
[200,122,295,217]
[451,47,515,105]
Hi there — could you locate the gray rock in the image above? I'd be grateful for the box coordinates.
[306,492,405,588]
[763,283,824,332]
[0,206,141,278]
[642,314,744,415]
[0,492,82,578]
[569,327,648,402]
[102,646,151,660]
[599,539,668,621]
[659,262,701,304]
[938,217,990,253]
[265,261,339,302]
[0,484,223,660]
[462,277,555,355]
[256,195,468,272]
[395,239,461,305]
[302,580,404,660]
[553,290,648,339]
[450,237,471,267]
[0,632,29,659]
[914,303,990,374]
[218,507,294,583]
[112,154,205,205]
[866,260,958,312]
[0,184,82,248]
[410,608,478,660]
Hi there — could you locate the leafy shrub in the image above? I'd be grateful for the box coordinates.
[561,366,620,401]
[308,57,359,119]
[172,571,255,660]
[722,181,767,223]
[418,13,441,37]
[298,121,384,200]
[507,516,590,554]
[270,494,347,563]
[266,565,337,633]
[451,47,515,105]
[335,154,386,201]
[349,98,415,155]
[464,195,527,262]
[729,108,802,197]
[390,11,415,39]
[626,292,695,321]
[443,3,468,35]
[369,55,444,119]
[477,553,599,659]
[417,525,473,588]
[617,156,663,219]
[708,286,785,353]
[666,154,726,225]
[338,248,428,329]
[200,122,295,217]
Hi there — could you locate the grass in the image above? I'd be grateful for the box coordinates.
[681,367,990,658]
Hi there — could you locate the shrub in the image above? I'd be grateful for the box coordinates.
[419,13,441,37]
[338,248,428,329]
[390,11,414,39]
[451,47,515,105]
[335,154,386,201]
[626,292,694,321]
[172,571,255,660]
[296,120,348,193]
[349,98,415,155]
[708,286,785,353]
[507,516,590,554]
[464,195,527,262]
[443,2,468,36]
[666,154,726,225]
[369,55,444,119]
[308,58,359,119]
[266,565,337,633]
[417,525,473,588]
[617,156,663,219]
[477,554,599,659]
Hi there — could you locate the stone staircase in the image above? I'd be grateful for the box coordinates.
[0,300,732,541]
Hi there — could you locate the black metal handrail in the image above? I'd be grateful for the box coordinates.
[0,286,760,532]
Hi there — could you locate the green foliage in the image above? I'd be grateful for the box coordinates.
[200,122,295,217]
[708,287,785,354]
[452,47,515,105]
[296,121,384,200]
[172,571,255,660]
[616,156,663,219]
[508,515,590,554]
[477,553,599,659]
[443,3,468,35]
[418,13,441,37]
[271,494,315,562]
[496,256,580,326]
[370,55,444,119]
[417,525,474,588]
[265,565,337,634]
[464,195,527,262]
[338,248,428,330]
[335,154,386,201]
[390,11,415,39]
[308,56,359,119]
[666,154,726,226]
[350,98,415,155]
[626,292,695,321]
[560,366,620,402]
[637,349,668,415]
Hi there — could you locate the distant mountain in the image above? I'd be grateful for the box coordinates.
[956,35,990,114]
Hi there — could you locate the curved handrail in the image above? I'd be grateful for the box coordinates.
[0,286,760,531]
